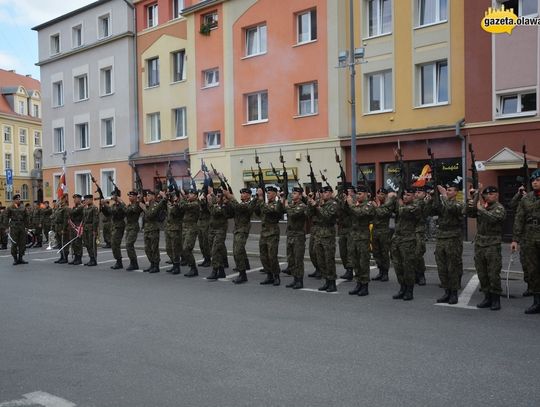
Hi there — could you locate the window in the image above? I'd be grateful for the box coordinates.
[368,71,393,112]
[34,131,41,147]
[3,126,11,142]
[75,74,88,101]
[72,25,82,48]
[497,92,537,118]
[50,34,60,55]
[367,0,392,37]
[35,156,41,170]
[6,189,12,201]
[101,170,115,197]
[101,118,115,146]
[21,184,28,200]
[418,0,447,26]
[202,11,218,29]
[502,0,538,17]
[205,131,221,149]
[246,24,267,56]
[246,91,268,123]
[147,3,158,28]
[52,81,63,107]
[20,155,27,173]
[5,154,12,170]
[297,82,318,116]
[100,67,113,95]
[297,9,317,44]
[76,123,89,150]
[172,0,185,19]
[171,50,186,82]
[98,14,111,38]
[418,60,448,106]
[19,101,25,115]
[203,68,219,87]
[147,57,160,87]
[19,129,27,144]
[148,113,161,142]
[33,104,39,117]
[173,107,187,139]
[76,173,91,196]
[54,127,65,153]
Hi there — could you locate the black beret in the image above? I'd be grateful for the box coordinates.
[322,186,333,193]
[145,190,155,195]
[127,191,138,196]
[414,186,427,192]
[377,187,388,194]
[84,194,93,199]
[265,186,278,192]
[530,169,540,181]
[292,186,304,193]
[186,188,197,194]
[356,185,368,193]
[72,194,82,199]
[403,187,415,194]
[240,188,251,194]
[482,186,498,194]
[445,182,461,190]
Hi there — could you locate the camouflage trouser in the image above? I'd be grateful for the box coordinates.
[10,226,26,257]
[474,244,502,295]
[144,230,160,264]
[182,226,198,267]
[198,220,211,260]
[56,225,69,258]
[209,228,227,269]
[233,232,249,272]
[83,228,97,258]
[260,233,280,276]
[124,225,139,264]
[102,222,111,245]
[70,227,83,256]
[111,224,125,261]
[309,234,319,271]
[34,226,43,244]
[522,239,540,294]
[435,237,463,291]
[0,227,7,247]
[287,234,305,278]
[43,222,51,241]
[349,238,371,284]
[372,231,391,273]
[519,248,529,284]
[391,238,416,286]
[338,230,352,269]
[415,232,426,275]
[314,234,336,281]
[166,229,182,263]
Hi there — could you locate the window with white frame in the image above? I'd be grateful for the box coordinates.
[245,24,267,56]
[246,91,268,123]
[33,104,39,117]
[368,70,393,112]
[52,81,63,107]
[5,153,12,170]
[76,173,91,196]
[53,127,65,153]
[98,14,111,38]
[296,9,317,44]
[497,91,537,118]
[100,66,113,95]
[72,24,82,48]
[19,101,25,115]
[202,11,218,29]
[101,118,115,146]
[20,155,27,173]
[19,128,27,144]
[172,0,185,19]
[203,68,219,87]
[171,50,186,82]
[297,82,318,116]
[148,113,161,142]
[21,184,28,200]
[147,3,158,28]
[204,131,221,149]
[34,131,41,147]
[76,123,89,150]
[35,156,41,170]
[101,170,115,197]
[418,0,447,26]
[50,34,60,55]
[147,57,160,87]
[75,74,88,101]
[3,126,11,142]
[172,107,187,139]
[367,0,392,37]
[5,189,13,201]
[502,0,538,17]
[418,60,448,106]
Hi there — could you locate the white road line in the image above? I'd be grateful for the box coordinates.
[299,288,339,294]
[335,266,379,286]
[435,274,479,310]
[0,391,76,407]
[222,263,286,281]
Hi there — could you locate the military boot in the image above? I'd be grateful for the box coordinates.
[286,277,297,288]
[198,258,211,267]
[245,259,251,270]
[34,243,42,248]
[217,267,226,279]
[148,262,160,273]
[126,262,139,271]
[224,259,229,268]
[184,266,199,277]
[392,285,406,299]
[448,290,458,305]
[86,257,97,267]
[326,280,337,293]
[308,269,322,279]
[260,273,274,285]
[54,254,63,264]
[12,255,19,265]
[207,268,218,280]
[172,264,181,275]
[111,260,123,270]
[143,264,153,272]
[18,255,28,265]
[476,293,492,308]
[58,254,68,264]
[318,279,330,291]
[232,270,247,284]
[380,270,389,282]
[340,268,353,281]
[402,285,414,301]
[358,283,369,297]
[282,268,291,276]
[524,295,540,314]
[416,272,426,286]
[437,289,451,304]
[293,278,304,289]
[72,255,82,266]
[349,283,363,295]
[490,294,501,311]
[272,274,280,286]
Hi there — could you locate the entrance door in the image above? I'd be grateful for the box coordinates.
[498,175,521,242]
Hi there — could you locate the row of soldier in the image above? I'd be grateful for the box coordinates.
[2,168,539,315]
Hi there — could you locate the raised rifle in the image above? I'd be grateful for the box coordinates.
[187,168,197,191]
[155,170,164,192]
[334,148,347,189]
[319,170,331,188]
[201,159,212,194]
[108,175,121,198]
[306,150,319,194]
[211,163,229,192]
[521,144,531,192]
[279,149,289,199]
[166,161,179,194]
[394,141,407,196]
[427,143,438,188]
[90,175,104,200]
[291,168,302,190]
[255,150,265,191]
[131,163,144,197]
[270,162,282,185]
[468,143,479,191]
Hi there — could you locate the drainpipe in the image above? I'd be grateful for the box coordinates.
[455,118,466,238]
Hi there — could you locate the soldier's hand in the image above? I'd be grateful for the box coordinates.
[437,185,447,197]
[511,241,519,252]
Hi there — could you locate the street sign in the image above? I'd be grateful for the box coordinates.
[5,168,13,185]
[6,184,12,192]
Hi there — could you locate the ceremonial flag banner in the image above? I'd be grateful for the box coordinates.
[57,172,67,199]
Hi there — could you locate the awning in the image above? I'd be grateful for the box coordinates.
[483,147,540,170]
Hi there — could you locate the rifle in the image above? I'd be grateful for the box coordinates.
[521,144,531,192]
[187,168,197,191]
[131,163,144,197]
[254,150,265,191]
[306,150,319,194]
[201,159,212,195]
[211,163,229,192]
[279,149,289,199]
[270,162,282,186]
[91,175,104,200]
[291,168,302,190]
[166,161,179,194]
[358,166,372,197]
[468,143,479,191]
[155,170,164,192]
[394,141,406,196]
[108,175,121,197]
[319,170,331,188]
[427,143,438,188]
[334,148,347,189]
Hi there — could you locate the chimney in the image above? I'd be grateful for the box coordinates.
[26,74,32,78]
[8,70,15,73]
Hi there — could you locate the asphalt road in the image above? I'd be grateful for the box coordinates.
[0,245,538,407]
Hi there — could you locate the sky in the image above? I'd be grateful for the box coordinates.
[0,0,95,80]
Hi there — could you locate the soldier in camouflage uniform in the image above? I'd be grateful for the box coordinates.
[509,186,530,296]
[206,187,231,280]
[101,201,112,248]
[308,186,339,293]
[388,188,421,300]
[346,185,376,296]
[164,193,183,274]
[0,204,8,249]
[337,185,355,281]
[141,190,167,273]
[414,187,430,286]
[68,194,84,265]
[54,195,70,264]
[254,186,284,286]
[41,201,52,244]
[102,192,126,270]
[307,211,321,279]
[371,188,393,282]
[6,194,29,265]
[512,169,540,314]
[431,183,464,304]
[466,186,506,311]
[30,201,43,247]
[124,191,143,271]
[282,187,307,289]
[197,199,212,267]
[179,189,200,277]
[82,194,100,267]
[225,187,253,284]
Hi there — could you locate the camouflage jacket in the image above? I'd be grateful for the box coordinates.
[142,199,167,233]
[253,198,284,238]
[513,191,540,243]
[178,199,200,227]
[285,200,307,237]
[347,199,375,241]
[430,194,464,239]
[228,197,252,234]
[307,198,338,238]
[466,200,506,246]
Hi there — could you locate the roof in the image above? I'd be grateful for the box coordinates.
[0,69,41,117]
[32,0,113,31]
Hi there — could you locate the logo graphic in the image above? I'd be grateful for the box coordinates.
[481,5,540,34]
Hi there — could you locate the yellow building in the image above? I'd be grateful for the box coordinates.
[0,69,42,204]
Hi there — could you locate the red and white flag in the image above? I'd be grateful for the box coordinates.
[57,171,67,199]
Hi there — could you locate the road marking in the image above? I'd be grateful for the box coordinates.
[435,274,479,310]
[0,391,76,407]
[299,288,339,294]
[222,263,286,281]
[335,266,379,286]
